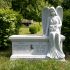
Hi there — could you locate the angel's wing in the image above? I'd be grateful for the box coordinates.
[42,7,49,35]
[56,6,63,21]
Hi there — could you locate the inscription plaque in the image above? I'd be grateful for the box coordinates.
[12,42,48,55]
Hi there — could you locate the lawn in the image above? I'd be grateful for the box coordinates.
[0,52,70,70]
[18,24,30,35]
[0,23,70,70]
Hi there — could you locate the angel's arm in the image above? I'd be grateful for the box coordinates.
[57,17,62,27]
[56,16,62,32]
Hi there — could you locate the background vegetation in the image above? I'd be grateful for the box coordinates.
[0,0,12,9]
[12,0,46,21]
[62,10,70,54]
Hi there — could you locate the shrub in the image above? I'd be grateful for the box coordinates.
[62,9,70,54]
[29,23,41,34]
[0,9,22,49]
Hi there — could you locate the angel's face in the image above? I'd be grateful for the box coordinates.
[50,9,56,16]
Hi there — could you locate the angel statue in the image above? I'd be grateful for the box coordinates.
[42,6,65,60]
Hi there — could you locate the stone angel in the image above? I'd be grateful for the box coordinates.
[42,6,63,35]
[42,6,65,60]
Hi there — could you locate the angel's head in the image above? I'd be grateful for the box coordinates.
[49,7,57,16]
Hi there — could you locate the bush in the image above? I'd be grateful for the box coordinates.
[29,23,41,34]
[62,9,70,54]
[0,9,22,49]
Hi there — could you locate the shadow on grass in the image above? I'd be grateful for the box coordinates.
[0,46,12,58]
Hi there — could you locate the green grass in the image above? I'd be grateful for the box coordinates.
[0,58,70,70]
[19,25,30,35]
[0,48,11,65]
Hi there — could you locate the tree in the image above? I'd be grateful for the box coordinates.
[12,0,46,21]
[62,0,70,9]
[46,0,63,7]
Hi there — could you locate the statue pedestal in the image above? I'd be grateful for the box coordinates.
[9,35,65,60]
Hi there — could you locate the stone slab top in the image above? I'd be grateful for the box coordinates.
[9,35,65,40]
[9,35,48,40]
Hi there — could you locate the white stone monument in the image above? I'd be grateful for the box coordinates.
[9,6,65,60]
[42,6,65,60]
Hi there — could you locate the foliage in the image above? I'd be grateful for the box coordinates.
[62,0,70,9]
[47,0,63,7]
[12,0,46,21]
[62,9,70,54]
[0,9,22,49]
[46,0,70,10]
[29,23,41,34]
[0,0,12,9]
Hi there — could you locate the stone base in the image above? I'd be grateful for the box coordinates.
[9,35,65,60]
[10,54,65,61]
[10,54,47,60]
